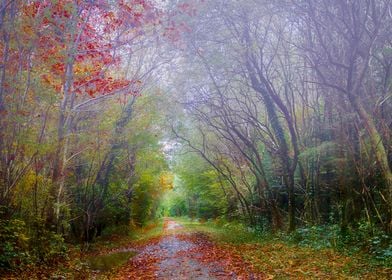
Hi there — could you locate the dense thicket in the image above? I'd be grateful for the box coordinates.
[0,0,176,268]
[167,0,392,240]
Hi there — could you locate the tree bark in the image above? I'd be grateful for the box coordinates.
[350,96,392,231]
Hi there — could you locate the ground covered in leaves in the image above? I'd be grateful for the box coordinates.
[112,220,262,279]
[1,218,390,279]
[179,219,392,279]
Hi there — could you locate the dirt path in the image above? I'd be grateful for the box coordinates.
[113,220,262,280]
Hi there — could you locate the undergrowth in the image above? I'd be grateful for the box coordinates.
[0,219,164,279]
[171,216,391,278]
[0,217,67,270]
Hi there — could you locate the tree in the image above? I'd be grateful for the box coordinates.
[293,0,392,231]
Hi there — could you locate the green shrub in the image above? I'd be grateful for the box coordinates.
[0,219,30,269]
[29,218,68,263]
[353,221,392,265]
[0,217,68,269]
[286,222,392,265]
[287,225,340,249]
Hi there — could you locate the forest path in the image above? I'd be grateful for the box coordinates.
[113,219,261,279]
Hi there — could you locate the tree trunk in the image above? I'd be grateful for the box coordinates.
[50,60,74,230]
[350,96,392,231]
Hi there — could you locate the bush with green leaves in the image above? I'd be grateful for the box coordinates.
[286,225,340,249]
[131,172,159,227]
[0,217,68,269]
[0,218,30,269]
[29,219,68,263]
[285,221,392,265]
[349,221,392,265]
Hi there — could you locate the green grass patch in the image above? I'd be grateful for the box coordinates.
[89,219,164,253]
[170,216,266,244]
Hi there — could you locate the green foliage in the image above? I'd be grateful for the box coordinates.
[0,217,67,269]
[170,153,228,220]
[0,218,30,269]
[160,190,187,217]
[345,221,392,265]
[286,225,340,249]
[299,141,336,160]
[175,217,267,244]
[285,222,392,266]
[29,218,68,263]
[100,182,131,228]
[180,216,391,266]
[131,173,156,226]
[212,219,261,244]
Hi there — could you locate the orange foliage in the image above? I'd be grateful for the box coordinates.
[17,0,160,98]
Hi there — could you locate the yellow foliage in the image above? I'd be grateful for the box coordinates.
[17,170,39,193]
[159,172,174,191]
[13,170,46,207]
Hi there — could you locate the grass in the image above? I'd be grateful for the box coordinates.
[171,217,392,279]
[88,219,164,253]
